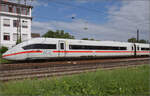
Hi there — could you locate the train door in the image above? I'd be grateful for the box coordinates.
[133,44,136,56]
[58,40,66,57]
[136,45,140,56]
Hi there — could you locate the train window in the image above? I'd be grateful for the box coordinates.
[141,47,150,51]
[132,46,134,50]
[137,46,139,50]
[69,45,127,50]
[22,44,56,50]
[60,43,64,49]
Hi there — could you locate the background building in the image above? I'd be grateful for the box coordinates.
[0,0,32,48]
[31,33,40,38]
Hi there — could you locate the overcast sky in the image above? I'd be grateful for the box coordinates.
[9,0,150,42]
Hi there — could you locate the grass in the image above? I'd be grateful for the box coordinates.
[0,53,10,64]
[0,58,9,64]
[0,65,149,96]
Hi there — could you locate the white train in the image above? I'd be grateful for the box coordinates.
[2,38,150,60]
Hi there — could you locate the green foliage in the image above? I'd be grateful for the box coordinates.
[0,47,10,63]
[42,30,75,39]
[128,38,148,43]
[138,39,147,43]
[82,38,95,40]
[82,38,89,40]
[0,46,8,54]
[1,65,149,96]
[0,58,9,63]
[16,38,22,44]
[128,38,137,43]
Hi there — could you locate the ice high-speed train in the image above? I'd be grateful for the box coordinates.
[2,38,150,60]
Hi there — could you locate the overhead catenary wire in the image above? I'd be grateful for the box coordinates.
[42,0,142,23]
[8,0,149,25]
[30,0,150,41]
[31,0,146,30]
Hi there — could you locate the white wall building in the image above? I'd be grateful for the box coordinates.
[0,0,32,48]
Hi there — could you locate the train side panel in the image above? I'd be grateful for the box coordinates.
[2,38,150,60]
[65,40,133,57]
[136,43,150,56]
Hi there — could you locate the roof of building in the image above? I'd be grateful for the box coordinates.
[0,0,33,8]
[31,33,40,38]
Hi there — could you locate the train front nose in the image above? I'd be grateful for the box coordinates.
[2,48,28,60]
[2,51,13,60]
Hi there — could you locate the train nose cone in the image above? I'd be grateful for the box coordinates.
[2,52,8,59]
[2,52,12,60]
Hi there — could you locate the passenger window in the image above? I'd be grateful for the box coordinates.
[137,46,139,50]
[132,47,134,50]
[69,45,127,50]
[141,47,150,51]
[22,44,56,50]
[60,43,64,49]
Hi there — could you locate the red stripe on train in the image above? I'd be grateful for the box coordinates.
[2,50,149,57]
[2,51,43,57]
[53,51,93,53]
[136,51,150,53]
[95,51,133,53]
[53,51,149,53]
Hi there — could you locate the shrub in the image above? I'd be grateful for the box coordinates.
[0,46,8,54]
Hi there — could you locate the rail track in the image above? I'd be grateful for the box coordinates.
[0,57,149,81]
[0,57,149,70]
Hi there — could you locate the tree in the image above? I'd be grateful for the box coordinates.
[89,38,94,40]
[81,38,95,40]
[138,39,147,43]
[128,38,148,43]
[128,38,137,43]
[42,30,75,39]
[16,37,22,44]
[0,46,8,54]
[82,38,89,40]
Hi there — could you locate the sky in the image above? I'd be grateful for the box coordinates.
[9,0,150,42]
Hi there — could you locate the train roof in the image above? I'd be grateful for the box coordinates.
[13,37,149,48]
[29,38,129,44]
[29,38,149,45]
